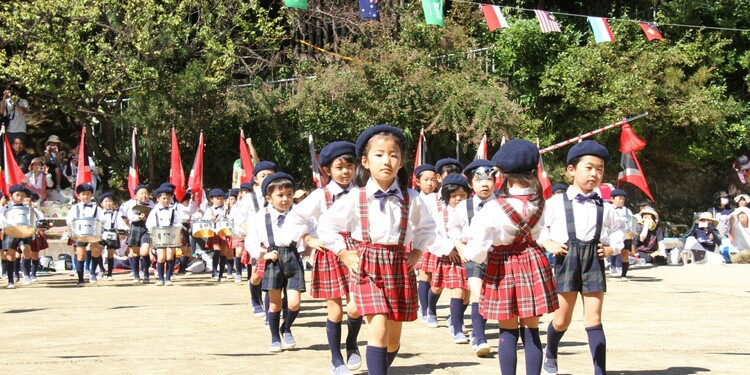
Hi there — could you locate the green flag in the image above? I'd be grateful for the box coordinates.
[422,0,444,26]
[284,0,308,10]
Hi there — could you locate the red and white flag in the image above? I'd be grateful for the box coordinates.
[239,129,255,184]
[187,132,205,205]
[127,128,139,199]
[2,132,25,196]
[75,126,92,193]
[474,134,488,161]
[617,123,654,201]
[537,153,553,199]
[534,9,561,33]
[308,134,324,188]
[638,22,663,41]
[481,5,509,31]
[411,128,427,188]
[169,127,187,202]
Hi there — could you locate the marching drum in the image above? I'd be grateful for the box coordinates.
[4,205,36,238]
[151,227,182,248]
[214,219,233,237]
[624,216,639,240]
[191,219,215,238]
[231,220,247,239]
[101,229,119,242]
[69,217,102,242]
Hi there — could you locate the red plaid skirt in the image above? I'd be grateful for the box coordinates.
[207,235,230,249]
[353,242,417,322]
[416,251,437,273]
[480,242,558,321]
[431,255,468,290]
[228,237,244,250]
[255,258,267,279]
[31,230,49,252]
[240,248,252,265]
[310,232,357,299]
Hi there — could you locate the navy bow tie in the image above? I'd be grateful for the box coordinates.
[374,189,399,211]
[575,193,603,205]
[159,207,170,210]
[477,201,486,210]
[84,203,93,207]
[334,190,349,201]
[277,214,286,227]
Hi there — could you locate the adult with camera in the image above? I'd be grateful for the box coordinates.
[43,135,69,190]
[0,83,29,142]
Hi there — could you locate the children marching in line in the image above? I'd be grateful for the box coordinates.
[66,183,104,286]
[126,184,154,284]
[146,185,182,286]
[98,192,119,281]
[2,185,38,288]
[413,163,439,326]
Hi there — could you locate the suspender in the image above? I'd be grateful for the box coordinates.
[466,200,474,225]
[76,204,98,218]
[496,197,544,244]
[562,196,603,242]
[154,207,176,227]
[323,187,334,209]
[250,191,259,212]
[264,209,276,248]
[358,187,410,245]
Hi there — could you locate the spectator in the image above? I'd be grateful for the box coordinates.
[634,207,665,264]
[728,155,750,196]
[728,207,750,264]
[43,135,68,189]
[734,194,750,208]
[0,83,29,142]
[708,191,734,238]
[293,189,308,204]
[11,137,33,173]
[682,212,722,253]
[24,157,53,202]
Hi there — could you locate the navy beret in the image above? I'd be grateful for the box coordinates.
[462,159,494,175]
[551,183,568,194]
[30,191,40,200]
[253,161,278,177]
[355,124,406,158]
[414,164,436,178]
[240,182,254,191]
[133,184,149,195]
[435,158,464,173]
[98,192,114,201]
[9,184,26,195]
[261,172,296,197]
[610,189,627,197]
[319,141,356,166]
[492,139,539,173]
[75,183,94,194]
[566,140,611,166]
[441,174,470,191]
[208,188,225,198]
[158,182,176,193]
[228,188,239,198]
[153,186,174,197]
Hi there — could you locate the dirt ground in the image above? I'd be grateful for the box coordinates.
[0,263,748,374]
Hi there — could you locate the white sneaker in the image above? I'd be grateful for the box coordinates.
[107,276,114,281]
[155,280,164,286]
[6,283,15,289]
[620,276,629,282]
[23,276,32,285]
[165,280,173,286]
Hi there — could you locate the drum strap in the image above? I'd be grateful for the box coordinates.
[154,207,176,227]
[466,199,474,225]
[76,204,98,218]
[250,192,259,212]
[106,211,116,229]
[265,211,275,248]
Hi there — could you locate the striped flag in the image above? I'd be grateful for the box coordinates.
[239,129,255,184]
[127,128,139,198]
[75,126,92,194]
[169,127,187,202]
[187,132,204,205]
[537,154,553,199]
[474,134,487,161]
[481,5,509,31]
[639,22,663,41]
[534,9,561,33]
[308,134,324,188]
[411,128,427,189]
[2,131,25,196]
[618,124,654,201]
[588,17,615,43]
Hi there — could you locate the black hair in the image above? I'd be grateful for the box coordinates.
[437,164,461,176]
[323,154,356,167]
[180,194,191,203]
[354,132,409,189]
[265,178,295,197]
[568,156,582,168]
[497,169,543,205]
[713,191,731,209]
[441,183,471,204]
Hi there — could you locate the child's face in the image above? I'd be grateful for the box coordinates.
[210,196,224,207]
[78,191,93,203]
[437,171,449,184]
[228,196,237,206]
[448,189,468,208]
[254,170,274,187]
[238,189,248,199]
[266,186,294,212]
[135,189,150,203]
[101,197,114,210]
[740,199,748,207]
[567,155,605,193]
[157,194,172,207]
[417,171,438,194]
[471,172,494,200]
[612,196,625,207]
[361,136,402,184]
[327,157,354,187]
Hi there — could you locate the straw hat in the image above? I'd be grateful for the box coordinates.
[734,194,750,204]
[695,212,718,225]
[638,206,659,223]
[45,135,61,145]
[293,189,308,199]
[30,157,44,166]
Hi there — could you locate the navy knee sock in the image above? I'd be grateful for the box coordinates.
[234,257,242,277]
[157,262,165,281]
[141,257,150,280]
[268,311,281,343]
[498,328,520,375]
[428,290,440,316]
[621,262,630,277]
[586,325,606,375]
[75,259,84,283]
[386,345,400,368]
[91,257,101,276]
[31,259,39,277]
[449,298,464,334]
[283,309,299,334]
[326,320,345,367]
[471,302,487,343]
[166,259,175,280]
[212,251,220,276]
[218,256,227,278]
[545,321,566,359]
[365,346,387,375]
[608,255,617,271]
[521,327,542,375]
[22,258,31,277]
[418,280,430,316]
[107,257,114,277]
[6,260,15,284]
[14,258,20,278]
[179,255,190,273]
[250,282,262,308]
[226,256,234,276]
[282,294,289,321]
[132,256,140,279]
[345,316,363,351]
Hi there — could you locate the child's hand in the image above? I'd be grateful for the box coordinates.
[407,250,422,270]
[542,240,568,256]
[303,235,326,252]
[211,214,217,221]
[338,250,360,274]
[454,241,468,262]
[597,243,613,259]
[264,251,278,262]
[139,213,145,220]
[448,249,461,263]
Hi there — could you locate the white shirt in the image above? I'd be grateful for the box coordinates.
[463,187,543,263]
[145,205,181,229]
[447,193,497,243]
[101,209,118,231]
[282,181,352,243]
[203,205,227,221]
[117,199,135,230]
[66,201,104,226]
[538,186,625,251]
[244,206,305,258]
[126,200,155,223]
[25,171,52,190]
[4,98,28,133]
[317,178,439,254]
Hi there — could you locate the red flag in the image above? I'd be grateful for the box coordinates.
[239,129,254,184]
[619,123,646,153]
[308,134,324,188]
[187,132,204,205]
[128,128,139,198]
[411,128,426,189]
[3,133,25,196]
[170,128,187,202]
[75,126,92,194]
[537,154,552,199]
[481,5,510,31]
[618,124,654,201]
[638,22,663,41]
[474,134,487,161]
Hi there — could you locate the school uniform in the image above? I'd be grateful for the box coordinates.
[318,178,439,322]
[66,202,105,247]
[416,191,441,273]
[538,186,625,294]
[204,205,230,248]
[126,201,154,247]
[464,188,558,321]
[29,207,48,254]
[99,209,120,250]
[145,204,181,247]
[448,193,496,279]
[429,205,468,291]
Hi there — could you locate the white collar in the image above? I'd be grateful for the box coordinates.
[325,181,352,196]
[508,187,534,195]
[565,185,596,201]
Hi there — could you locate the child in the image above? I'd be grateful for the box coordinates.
[429,174,471,344]
[609,189,634,280]
[413,163,439,324]
[126,184,154,283]
[146,185,181,286]
[176,192,196,274]
[224,188,239,279]
[283,141,363,373]
[539,140,625,375]
[2,185,35,287]
[204,188,229,281]
[634,206,663,263]
[27,192,47,282]
[462,140,558,374]
[98,192,119,281]
[245,172,305,353]
[24,157,52,202]
[318,124,439,374]
[447,158,497,356]
[66,183,104,286]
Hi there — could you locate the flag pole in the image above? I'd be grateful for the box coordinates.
[456,133,460,162]
[539,112,649,154]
